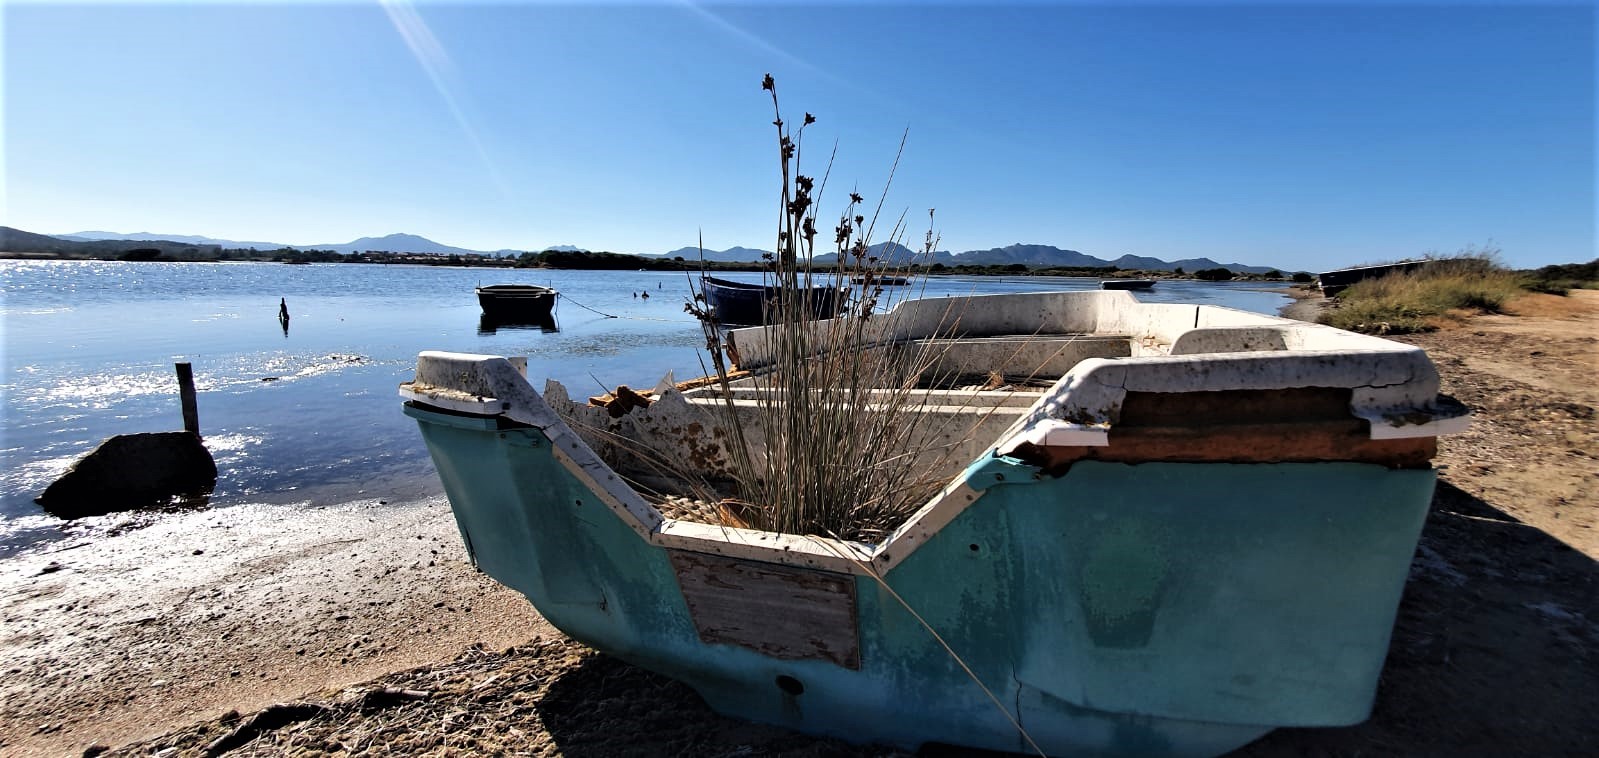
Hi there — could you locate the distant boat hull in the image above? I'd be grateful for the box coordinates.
[1100,279,1156,290]
[851,274,910,286]
[701,275,847,325]
[476,284,557,322]
[1317,261,1431,296]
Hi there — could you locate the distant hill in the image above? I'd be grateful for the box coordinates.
[815,241,954,266]
[661,241,1277,273]
[1163,257,1279,274]
[4,226,85,253]
[65,230,287,249]
[955,243,1104,268]
[950,244,1278,273]
[3,227,225,258]
[321,233,473,256]
[661,246,773,263]
[55,230,541,256]
[1107,253,1172,270]
[665,243,955,266]
[36,227,1284,272]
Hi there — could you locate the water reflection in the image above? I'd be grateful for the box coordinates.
[478,313,560,334]
[2,263,1292,552]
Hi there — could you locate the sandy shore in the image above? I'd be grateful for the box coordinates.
[3,291,1595,756]
[0,500,547,756]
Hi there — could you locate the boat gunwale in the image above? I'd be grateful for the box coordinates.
[402,291,1469,576]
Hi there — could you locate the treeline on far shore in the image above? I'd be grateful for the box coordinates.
[2,245,1308,282]
[1,246,790,272]
[0,227,1310,279]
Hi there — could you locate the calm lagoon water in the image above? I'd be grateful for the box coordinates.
[0,260,1289,556]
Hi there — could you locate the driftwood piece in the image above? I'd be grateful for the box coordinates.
[204,702,327,756]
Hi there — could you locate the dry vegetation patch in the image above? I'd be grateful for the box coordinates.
[1319,255,1527,334]
[1501,291,1599,319]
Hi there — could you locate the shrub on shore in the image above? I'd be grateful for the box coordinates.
[1320,254,1526,333]
[1520,259,1599,295]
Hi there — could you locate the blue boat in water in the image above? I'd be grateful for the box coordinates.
[400,289,1468,757]
[700,274,848,325]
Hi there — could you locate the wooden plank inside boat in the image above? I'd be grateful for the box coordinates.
[1013,387,1439,471]
[668,550,860,670]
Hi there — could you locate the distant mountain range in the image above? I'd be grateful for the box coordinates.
[61,230,291,249]
[55,230,581,257]
[661,245,774,263]
[659,242,1281,274]
[15,228,1283,272]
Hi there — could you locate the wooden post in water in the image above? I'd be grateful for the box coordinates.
[176,362,200,437]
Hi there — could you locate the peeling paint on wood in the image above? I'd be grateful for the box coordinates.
[1011,388,1439,471]
[669,550,860,670]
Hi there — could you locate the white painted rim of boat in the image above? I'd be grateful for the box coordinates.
[400,292,1472,575]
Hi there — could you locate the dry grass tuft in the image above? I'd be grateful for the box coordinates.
[1320,252,1529,334]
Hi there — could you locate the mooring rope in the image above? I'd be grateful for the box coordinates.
[558,292,618,319]
[556,293,695,324]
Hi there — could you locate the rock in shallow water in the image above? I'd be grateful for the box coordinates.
[35,431,217,519]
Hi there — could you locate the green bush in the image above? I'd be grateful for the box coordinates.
[1521,259,1597,292]
[1524,278,1572,296]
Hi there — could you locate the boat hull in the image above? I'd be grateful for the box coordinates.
[1317,261,1431,296]
[476,286,557,322]
[851,274,910,286]
[1100,279,1156,290]
[401,289,1467,756]
[701,276,846,325]
[405,399,1433,756]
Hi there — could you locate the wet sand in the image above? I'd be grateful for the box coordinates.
[0,500,547,755]
[3,291,1595,756]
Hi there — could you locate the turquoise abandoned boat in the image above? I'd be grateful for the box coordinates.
[400,290,1468,757]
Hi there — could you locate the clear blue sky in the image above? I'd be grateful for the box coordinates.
[4,1,1594,271]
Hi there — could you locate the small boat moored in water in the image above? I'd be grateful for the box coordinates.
[851,273,910,286]
[700,275,848,325]
[1099,278,1156,290]
[400,289,1468,757]
[475,284,557,322]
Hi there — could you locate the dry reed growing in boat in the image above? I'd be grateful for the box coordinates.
[681,75,1016,541]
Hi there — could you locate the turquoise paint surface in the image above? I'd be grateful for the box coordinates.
[405,403,1433,757]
